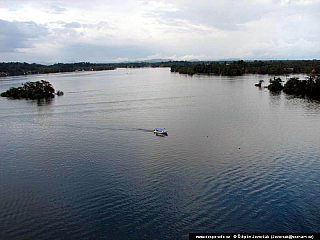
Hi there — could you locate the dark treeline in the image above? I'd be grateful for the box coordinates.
[0,62,116,76]
[170,60,320,76]
[1,60,320,77]
[0,61,195,77]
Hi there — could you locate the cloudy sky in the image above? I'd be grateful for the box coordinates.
[0,0,320,63]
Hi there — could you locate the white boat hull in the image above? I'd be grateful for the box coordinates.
[154,129,168,135]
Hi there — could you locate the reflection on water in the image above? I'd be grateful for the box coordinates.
[35,97,54,106]
[0,69,319,239]
[154,132,168,137]
[3,96,54,106]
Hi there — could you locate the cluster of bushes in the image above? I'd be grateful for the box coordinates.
[268,75,320,99]
[1,80,63,99]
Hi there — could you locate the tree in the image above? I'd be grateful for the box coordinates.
[268,77,283,92]
[1,80,56,99]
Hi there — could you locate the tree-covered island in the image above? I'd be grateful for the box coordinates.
[1,80,63,99]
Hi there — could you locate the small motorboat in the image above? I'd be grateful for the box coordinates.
[154,128,168,135]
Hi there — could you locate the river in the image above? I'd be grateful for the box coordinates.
[0,68,319,239]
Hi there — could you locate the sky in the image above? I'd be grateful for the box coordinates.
[0,0,320,63]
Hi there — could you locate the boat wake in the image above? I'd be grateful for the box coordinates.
[133,128,154,133]
[52,124,154,133]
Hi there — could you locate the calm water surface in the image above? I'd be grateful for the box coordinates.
[0,68,319,239]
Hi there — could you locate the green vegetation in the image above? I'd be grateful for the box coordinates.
[1,60,319,77]
[267,75,320,99]
[283,75,320,98]
[0,62,115,76]
[170,60,320,76]
[171,61,244,76]
[0,61,186,77]
[1,80,63,99]
[268,77,283,92]
[0,61,189,77]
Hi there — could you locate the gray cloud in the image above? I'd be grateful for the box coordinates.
[0,19,49,53]
[64,22,82,28]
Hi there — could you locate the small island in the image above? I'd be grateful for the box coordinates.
[1,80,63,99]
